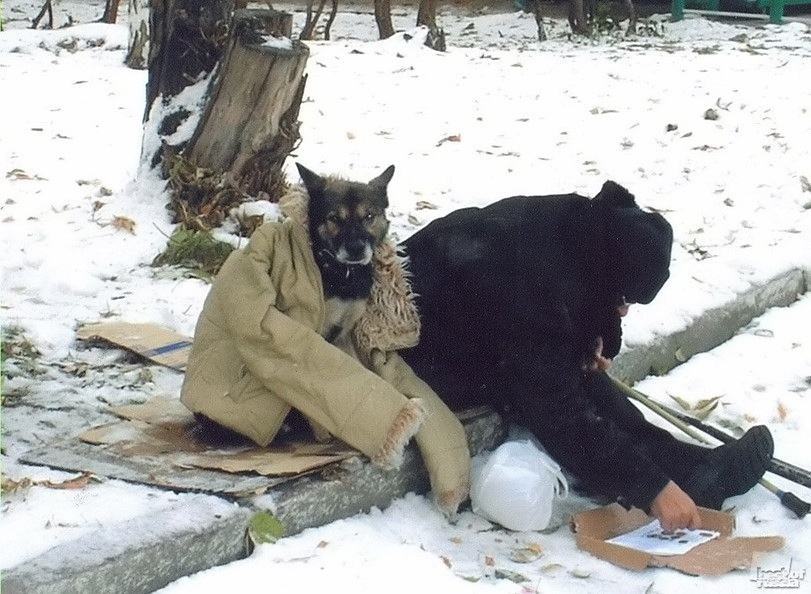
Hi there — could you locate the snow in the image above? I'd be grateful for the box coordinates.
[261,34,295,51]
[160,296,811,594]
[1,0,810,589]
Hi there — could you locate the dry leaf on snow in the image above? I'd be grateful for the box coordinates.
[111,216,136,234]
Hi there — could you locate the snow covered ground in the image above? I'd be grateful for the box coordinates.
[1,1,810,590]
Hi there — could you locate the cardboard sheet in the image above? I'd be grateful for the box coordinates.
[78,396,359,479]
[77,322,193,370]
[572,503,784,575]
[605,519,720,556]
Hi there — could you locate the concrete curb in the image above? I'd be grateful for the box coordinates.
[7,267,808,593]
[5,408,505,594]
[612,268,808,384]
[2,496,250,594]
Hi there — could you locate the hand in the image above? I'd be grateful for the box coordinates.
[649,480,702,532]
[583,336,612,371]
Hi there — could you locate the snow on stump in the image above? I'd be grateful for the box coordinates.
[143,5,306,230]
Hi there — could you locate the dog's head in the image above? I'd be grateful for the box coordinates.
[296,163,394,266]
[595,181,673,305]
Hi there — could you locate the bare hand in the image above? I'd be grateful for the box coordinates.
[584,336,612,371]
[649,480,702,532]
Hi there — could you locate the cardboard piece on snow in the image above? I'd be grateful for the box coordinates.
[571,503,784,576]
[77,322,193,371]
[79,396,358,477]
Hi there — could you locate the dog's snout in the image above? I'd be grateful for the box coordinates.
[345,238,368,258]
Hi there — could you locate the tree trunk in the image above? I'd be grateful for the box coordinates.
[416,0,445,51]
[30,0,54,29]
[125,0,150,68]
[300,0,326,40]
[568,0,590,35]
[624,0,637,34]
[101,0,122,23]
[526,0,547,41]
[143,7,306,229]
[323,0,339,40]
[373,0,394,39]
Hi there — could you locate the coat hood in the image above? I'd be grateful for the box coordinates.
[279,184,421,356]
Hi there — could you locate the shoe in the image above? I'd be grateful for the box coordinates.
[682,425,774,509]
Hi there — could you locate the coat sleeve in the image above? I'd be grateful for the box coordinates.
[210,224,425,465]
[369,350,471,516]
[505,300,670,511]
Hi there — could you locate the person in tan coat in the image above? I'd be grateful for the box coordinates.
[181,176,470,516]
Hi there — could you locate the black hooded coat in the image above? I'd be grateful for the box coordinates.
[400,181,710,510]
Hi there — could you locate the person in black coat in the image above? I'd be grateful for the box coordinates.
[400,181,774,530]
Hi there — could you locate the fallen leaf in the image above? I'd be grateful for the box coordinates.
[407,214,421,226]
[540,563,564,573]
[248,511,284,545]
[436,134,462,147]
[317,540,329,548]
[694,396,721,410]
[569,567,591,579]
[441,555,452,568]
[1,476,32,495]
[800,175,810,193]
[111,216,136,234]
[509,543,543,563]
[777,401,788,422]
[669,394,692,411]
[450,536,463,544]
[494,568,528,583]
[703,108,719,121]
[6,168,45,181]
[415,200,438,210]
[40,472,93,490]
[484,555,495,567]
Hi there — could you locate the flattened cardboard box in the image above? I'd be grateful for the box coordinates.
[77,322,193,370]
[79,395,358,478]
[572,503,784,575]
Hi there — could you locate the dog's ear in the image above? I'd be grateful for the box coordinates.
[369,165,395,190]
[296,163,326,198]
[594,180,637,208]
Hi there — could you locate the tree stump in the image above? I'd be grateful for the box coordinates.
[143,7,307,230]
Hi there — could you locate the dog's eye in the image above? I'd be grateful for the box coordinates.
[364,212,376,222]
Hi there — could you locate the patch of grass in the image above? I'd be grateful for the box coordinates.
[152,226,234,280]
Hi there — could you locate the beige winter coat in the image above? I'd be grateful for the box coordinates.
[181,189,470,514]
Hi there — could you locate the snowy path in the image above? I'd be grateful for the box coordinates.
[1,5,810,590]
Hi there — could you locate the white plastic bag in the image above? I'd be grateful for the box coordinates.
[470,440,568,531]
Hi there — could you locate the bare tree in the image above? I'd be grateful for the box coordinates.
[568,0,590,35]
[524,0,547,41]
[416,0,444,51]
[30,0,54,29]
[623,0,637,34]
[101,0,122,23]
[373,0,394,39]
[300,0,326,40]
